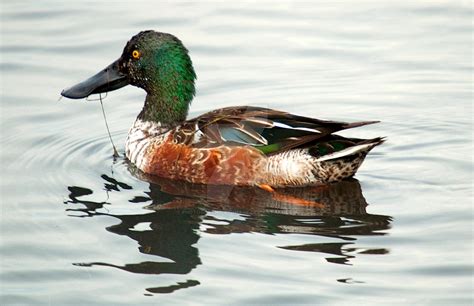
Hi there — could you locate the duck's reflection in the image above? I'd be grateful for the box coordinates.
[65,171,391,294]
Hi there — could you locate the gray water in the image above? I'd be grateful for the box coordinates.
[1,1,472,305]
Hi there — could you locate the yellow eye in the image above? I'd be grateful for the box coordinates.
[132,50,140,59]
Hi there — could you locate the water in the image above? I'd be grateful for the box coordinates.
[1,1,472,305]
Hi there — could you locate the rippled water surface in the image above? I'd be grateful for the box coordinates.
[1,1,472,305]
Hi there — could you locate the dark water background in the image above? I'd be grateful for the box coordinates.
[1,1,472,305]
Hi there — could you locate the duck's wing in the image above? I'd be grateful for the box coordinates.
[175,106,379,156]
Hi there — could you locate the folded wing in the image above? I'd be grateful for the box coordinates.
[176,106,379,156]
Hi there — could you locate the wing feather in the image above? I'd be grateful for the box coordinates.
[176,106,379,155]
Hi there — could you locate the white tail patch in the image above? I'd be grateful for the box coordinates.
[315,143,375,162]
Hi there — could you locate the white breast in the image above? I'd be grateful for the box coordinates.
[125,119,169,170]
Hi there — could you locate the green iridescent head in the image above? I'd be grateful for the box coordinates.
[62,30,196,124]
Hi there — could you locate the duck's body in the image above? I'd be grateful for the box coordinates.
[62,30,383,188]
[125,105,383,187]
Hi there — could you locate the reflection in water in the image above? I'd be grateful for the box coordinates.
[64,168,391,294]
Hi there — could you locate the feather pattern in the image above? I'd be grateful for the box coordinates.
[172,106,379,156]
[125,106,384,187]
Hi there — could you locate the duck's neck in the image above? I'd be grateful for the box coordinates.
[138,92,190,126]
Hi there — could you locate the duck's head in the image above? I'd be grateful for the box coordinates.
[62,30,196,123]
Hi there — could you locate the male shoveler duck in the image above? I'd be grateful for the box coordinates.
[62,30,384,188]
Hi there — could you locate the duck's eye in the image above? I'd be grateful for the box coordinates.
[132,50,141,59]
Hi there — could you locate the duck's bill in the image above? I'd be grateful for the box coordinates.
[61,59,129,99]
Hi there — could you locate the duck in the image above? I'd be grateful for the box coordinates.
[62,30,384,189]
